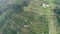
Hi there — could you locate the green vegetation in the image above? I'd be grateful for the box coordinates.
[0,0,60,34]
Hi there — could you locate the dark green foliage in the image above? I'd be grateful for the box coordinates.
[54,0,60,25]
[54,0,60,34]
[0,7,3,14]
[0,0,30,34]
[22,0,29,7]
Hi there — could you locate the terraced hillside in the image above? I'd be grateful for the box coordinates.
[0,0,59,34]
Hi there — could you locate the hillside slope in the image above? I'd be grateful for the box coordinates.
[0,0,59,34]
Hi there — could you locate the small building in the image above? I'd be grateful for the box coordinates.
[24,25,30,28]
[42,3,50,8]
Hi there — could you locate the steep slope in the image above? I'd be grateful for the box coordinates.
[54,0,60,34]
[25,0,57,34]
[0,0,58,34]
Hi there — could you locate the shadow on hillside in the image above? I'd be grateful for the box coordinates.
[54,7,60,25]
[0,0,29,31]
